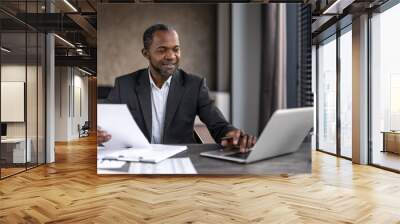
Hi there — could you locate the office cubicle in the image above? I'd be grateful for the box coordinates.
[0,1,46,179]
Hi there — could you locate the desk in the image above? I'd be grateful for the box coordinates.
[382,131,400,154]
[1,138,31,164]
[97,143,311,175]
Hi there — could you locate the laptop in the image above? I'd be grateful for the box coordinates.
[200,107,314,163]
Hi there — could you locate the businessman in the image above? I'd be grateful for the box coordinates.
[98,24,256,152]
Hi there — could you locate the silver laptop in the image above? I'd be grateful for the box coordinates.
[200,107,314,163]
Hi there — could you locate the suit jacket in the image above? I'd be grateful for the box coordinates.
[106,68,236,144]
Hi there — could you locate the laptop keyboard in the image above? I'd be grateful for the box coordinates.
[227,151,251,159]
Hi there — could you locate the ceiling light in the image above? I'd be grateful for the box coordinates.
[76,48,85,55]
[1,47,11,53]
[63,0,78,12]
[322,0,355,15]
[77,67,93,76]
[54,34,75,48]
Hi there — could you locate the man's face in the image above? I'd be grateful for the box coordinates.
[143,30,181,77]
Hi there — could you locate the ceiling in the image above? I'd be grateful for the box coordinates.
[1,0,97,74]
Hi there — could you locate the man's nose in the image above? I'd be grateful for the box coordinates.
[164,50,175,60]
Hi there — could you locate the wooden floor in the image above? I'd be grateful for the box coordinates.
[1,136,400,223]
[1,167,26,177]
[372,150,400,171]
[1,163,45,178]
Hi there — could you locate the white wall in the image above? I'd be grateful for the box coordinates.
[55,66,69,141]
[72,73,89,138]
[1,65,26,134]
[55,67,89,141]
[1,65,40,137]
[1,64,46,164]
[231,4,262,136]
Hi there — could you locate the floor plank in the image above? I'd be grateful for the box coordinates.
[0,135,399,223]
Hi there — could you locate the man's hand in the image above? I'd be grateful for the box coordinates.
[97,127,112,145]
[220,129,257,153]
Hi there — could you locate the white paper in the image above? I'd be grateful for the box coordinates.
[102,144,187,163]
[97,159,126,169]
[98,158,197,174]
[129,158,197,174]
[97,104,188,166]
[98,104,150,149]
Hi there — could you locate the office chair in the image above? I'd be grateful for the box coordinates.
[79,121,90,138]
[193,122,216,144]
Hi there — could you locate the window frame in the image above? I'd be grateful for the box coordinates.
[315,21,353,161]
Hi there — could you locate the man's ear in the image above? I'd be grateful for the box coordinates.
[142,48,149,59]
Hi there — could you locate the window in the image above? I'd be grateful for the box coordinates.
[339,28,352,158]
[316,24,353,159]
[370,2,400,171]
[317,36,337,154]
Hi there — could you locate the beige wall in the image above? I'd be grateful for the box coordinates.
[98,3,217,89]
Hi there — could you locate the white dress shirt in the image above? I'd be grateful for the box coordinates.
[149,69,172,144]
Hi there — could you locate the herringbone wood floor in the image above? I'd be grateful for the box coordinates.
[0,135,400,224]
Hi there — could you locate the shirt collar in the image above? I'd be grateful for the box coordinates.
[148,68,172,89]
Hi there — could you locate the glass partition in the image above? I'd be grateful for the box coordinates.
[1,31,28,177]
[317,35,337,154]
[0,1,46,179]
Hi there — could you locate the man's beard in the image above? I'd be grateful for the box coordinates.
[151,61,178,77]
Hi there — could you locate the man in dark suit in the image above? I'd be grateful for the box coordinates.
[98,24,256,152]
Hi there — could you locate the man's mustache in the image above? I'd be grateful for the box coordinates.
[161,62,177,66]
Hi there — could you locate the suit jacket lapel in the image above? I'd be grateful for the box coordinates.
[164,70,185,133]
[135,69,152,140]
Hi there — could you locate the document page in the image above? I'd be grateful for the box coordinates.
[97,158,197,174]
[98,104,150,149]
[97,159,126,169]
[128,157,197,174]
[97,104,188,164]
[102,144,187,163]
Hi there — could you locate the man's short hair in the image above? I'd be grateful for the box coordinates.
[143,24,175,50]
